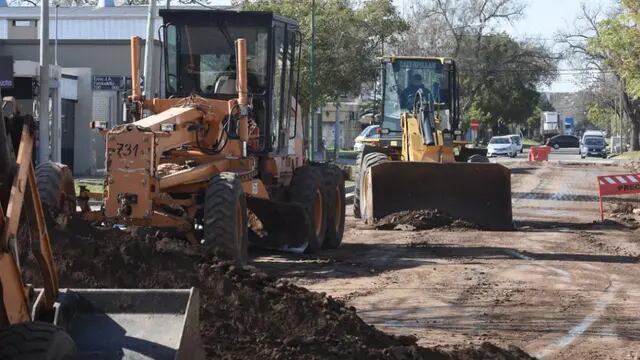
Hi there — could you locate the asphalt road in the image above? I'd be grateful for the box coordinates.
[256,160,640,360]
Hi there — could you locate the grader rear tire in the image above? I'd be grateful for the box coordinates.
[204,172,248,266]
[35,162,76,229]
[320,165,345,249]
[289,166,326,253]
[359,152,388,222]
[0,322,77,360]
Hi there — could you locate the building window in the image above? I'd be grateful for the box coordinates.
[12,20,35,27]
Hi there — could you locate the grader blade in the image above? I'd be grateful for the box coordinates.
[247,197,310,251]
[363,162,513,230]
[49,288,204,360]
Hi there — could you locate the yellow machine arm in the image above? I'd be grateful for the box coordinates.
[400,111,455,164]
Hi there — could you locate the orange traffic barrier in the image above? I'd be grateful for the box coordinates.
[528,146,551,161]
[597,173,640,221]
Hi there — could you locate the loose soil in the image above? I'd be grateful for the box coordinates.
[23,219,532,360]
[376,210,478,231]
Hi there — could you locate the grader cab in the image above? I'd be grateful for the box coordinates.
[83,10,346,263]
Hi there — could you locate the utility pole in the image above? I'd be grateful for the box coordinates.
[54,5,59,66]
[143,0,156,98]
[620,79,624,152]
[309,0,316,161]
[38,0,50,164]
[334,102,340,161]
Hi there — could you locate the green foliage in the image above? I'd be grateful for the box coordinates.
[587,103,619,134]
[587,0,640,149]
[460,34,556,129]
[239,0,407,108]
[462,101,491,129]
[589,15,640,97]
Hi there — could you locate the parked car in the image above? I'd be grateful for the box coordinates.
[546,134,579,150]
[509,134,523,153]
[487,136,518,158]
[580,136,608,159]
[353,125,380,151]
[581,130,606,144]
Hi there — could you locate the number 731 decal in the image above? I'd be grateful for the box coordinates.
[116,143,140,158]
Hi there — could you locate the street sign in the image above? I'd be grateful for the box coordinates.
[596,173,640,221]
[0,56,14,89]
[470,119,480,130]
[93,75,125,91]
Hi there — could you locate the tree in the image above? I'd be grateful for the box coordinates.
[558,2,640,150]
[237,0,407,109]
[392,0,557,131]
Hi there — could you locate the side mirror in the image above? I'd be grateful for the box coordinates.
[377,128,391,135]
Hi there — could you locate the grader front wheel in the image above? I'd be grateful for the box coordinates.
[320,165,345,249]
[204,172,249,265]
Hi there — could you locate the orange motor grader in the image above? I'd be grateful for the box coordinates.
[80,10,345,264]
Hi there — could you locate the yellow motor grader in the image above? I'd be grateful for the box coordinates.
[354,57,512,229]
[0,97,203,359]
[79,10,346,264]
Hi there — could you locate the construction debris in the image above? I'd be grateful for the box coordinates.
[23,219,532,359]
[376,209,479,231]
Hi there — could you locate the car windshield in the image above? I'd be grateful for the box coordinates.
[382,59,446,132]
[490,138,510,144]
[584,137,604,145]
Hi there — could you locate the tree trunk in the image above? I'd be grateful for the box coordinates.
[631,117,640,151]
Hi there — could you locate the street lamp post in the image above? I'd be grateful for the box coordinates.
[309,0,316,161]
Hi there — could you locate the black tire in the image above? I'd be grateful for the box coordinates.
[553,143,560,150]
[353,152,364,218]
[359,152,388,221]
[320,165,345,249]
[289,166,326,253]
[0,322,77,360]
[204,172,248,265]
[35,162,76,229]
[467,154,490,163]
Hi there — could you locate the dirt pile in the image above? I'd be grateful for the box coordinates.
[24,219,532,360]
[611,202,636,215]
[376,210,478,231]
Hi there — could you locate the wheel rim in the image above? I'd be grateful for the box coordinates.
[361,170,369,218]
[334,185,343,232]
[313,189,323,237]
[235,202,243,256]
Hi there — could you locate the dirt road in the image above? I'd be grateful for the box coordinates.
[255,161,640,359]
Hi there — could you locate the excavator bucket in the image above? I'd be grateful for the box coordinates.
[362,162,512,229]
[43,288,205,360]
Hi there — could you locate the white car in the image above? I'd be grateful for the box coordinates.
[509,134,523,153]
[487,136,518,158]
[353,125,380,151]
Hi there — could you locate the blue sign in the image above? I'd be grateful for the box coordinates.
[0,56,13,89]
[564,117,574,125]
